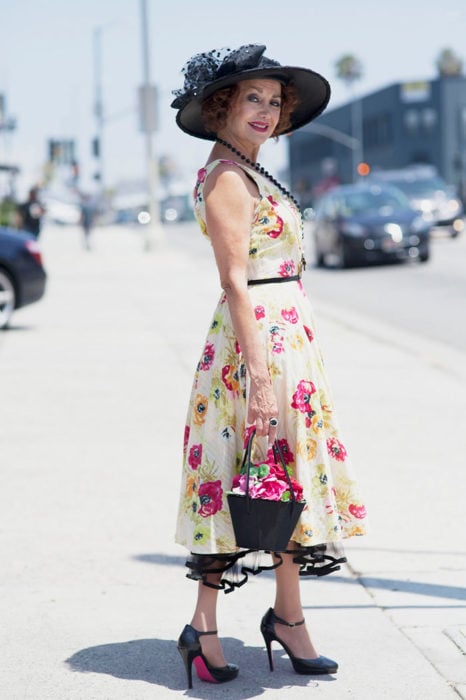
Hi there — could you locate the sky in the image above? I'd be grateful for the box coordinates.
[1,0,466,198]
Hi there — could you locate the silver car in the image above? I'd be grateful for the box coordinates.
[368,166,464,238]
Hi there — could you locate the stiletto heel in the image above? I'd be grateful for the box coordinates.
[177,624,239,689]
[263,633,274,671]
[260,608,338,675]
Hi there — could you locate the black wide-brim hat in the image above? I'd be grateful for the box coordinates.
[171,44,331,141]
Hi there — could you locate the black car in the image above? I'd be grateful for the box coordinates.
[311,183,431,268]
[0,227,47,329]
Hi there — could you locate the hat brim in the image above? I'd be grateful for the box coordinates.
[175,66,331,141]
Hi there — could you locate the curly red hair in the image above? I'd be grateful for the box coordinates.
[201,82,299,137]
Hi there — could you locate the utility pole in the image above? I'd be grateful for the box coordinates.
[350,89,363,182]
[0,94,17,165]
[139,0,164,250]
[93,27,105,201]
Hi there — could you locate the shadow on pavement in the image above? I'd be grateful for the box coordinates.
[65,637,333,695]
[1,323,35,332]
[325,573,466,605]
[347,545,466,556]
[133,553,187,567]
[359,577,466,602]
[134,555,466,605]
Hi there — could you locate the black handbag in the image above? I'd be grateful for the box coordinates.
[227,430,305,551]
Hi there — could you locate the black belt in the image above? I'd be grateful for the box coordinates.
[247,275,301,286]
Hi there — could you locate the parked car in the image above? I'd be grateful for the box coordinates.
[368,166,464,238]
[0,227,47,329]
[311,183,431,268]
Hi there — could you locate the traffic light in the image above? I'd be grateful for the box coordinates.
[48,139,76,164]
[92,137,100,158]
[357,162,371,177]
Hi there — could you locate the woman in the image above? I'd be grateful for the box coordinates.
[171,44,367,689]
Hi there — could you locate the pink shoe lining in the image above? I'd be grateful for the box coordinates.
[193,656,218,683]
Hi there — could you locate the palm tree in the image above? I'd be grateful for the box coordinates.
[335,54,363,86]
[335,54,364,182]
[435,48,463,77]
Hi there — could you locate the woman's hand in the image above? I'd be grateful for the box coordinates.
[248,377,279,441]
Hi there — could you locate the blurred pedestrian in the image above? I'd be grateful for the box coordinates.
[171,43,367,690]
[16,187,45,238]
[312,157,341,200]
[79,193,95,250]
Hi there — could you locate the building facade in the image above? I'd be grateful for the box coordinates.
[288,76,466,206]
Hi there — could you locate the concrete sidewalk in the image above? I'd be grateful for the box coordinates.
[0,223,464,699]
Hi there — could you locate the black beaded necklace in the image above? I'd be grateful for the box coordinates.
[216,137,301,212]
[216,137,306,269]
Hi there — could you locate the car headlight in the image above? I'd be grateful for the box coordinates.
[448,199,462,215]
[411,215,431,232]
[384,223,403,242]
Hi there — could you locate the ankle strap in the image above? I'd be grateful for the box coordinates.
[273,611,305,628]
[195,628,218,636]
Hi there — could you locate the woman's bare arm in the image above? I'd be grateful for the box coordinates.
[204,163,278,438]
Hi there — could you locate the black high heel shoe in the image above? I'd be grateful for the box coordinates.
[177,624,239,689]
[260,608,338,675]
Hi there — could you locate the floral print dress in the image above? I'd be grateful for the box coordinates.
[175,159,367,587]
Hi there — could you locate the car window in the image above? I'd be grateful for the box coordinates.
[341,187,409,216]
[383,176,447,197]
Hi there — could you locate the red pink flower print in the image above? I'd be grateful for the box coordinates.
[188,443,202,470]
[243,424,256,448]
[304,325,314,342]
[222,364,240,392]
[281,307,299,324]
[197,168,207,185]
[254,305,265,320]
[326,437,347,461]
[268,438,295,466]
[198,342,215,371]
[291,379,317,427]
[198,480,223,517]
[183,425,190,455]
[348,503,367,519]
[279,260,296,277]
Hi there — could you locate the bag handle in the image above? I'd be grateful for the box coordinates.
[241,429,299,504]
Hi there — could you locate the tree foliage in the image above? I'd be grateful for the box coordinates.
[335,54,363,86]
[436,48,463,77]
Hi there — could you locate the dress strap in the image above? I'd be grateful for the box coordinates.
[203,159,264,192]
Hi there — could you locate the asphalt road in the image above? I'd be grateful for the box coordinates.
[303,225,466,353]
[168,221,466,352]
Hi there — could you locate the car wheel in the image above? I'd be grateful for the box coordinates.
[419,246,430,263]
[315,247,325,268]
[336,239,354,269]
[0,268,16,329]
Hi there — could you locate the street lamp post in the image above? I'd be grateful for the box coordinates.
[350,90,364,181]
[335,54,364,182]
[93,27,105,196]
[139,0,164,250]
